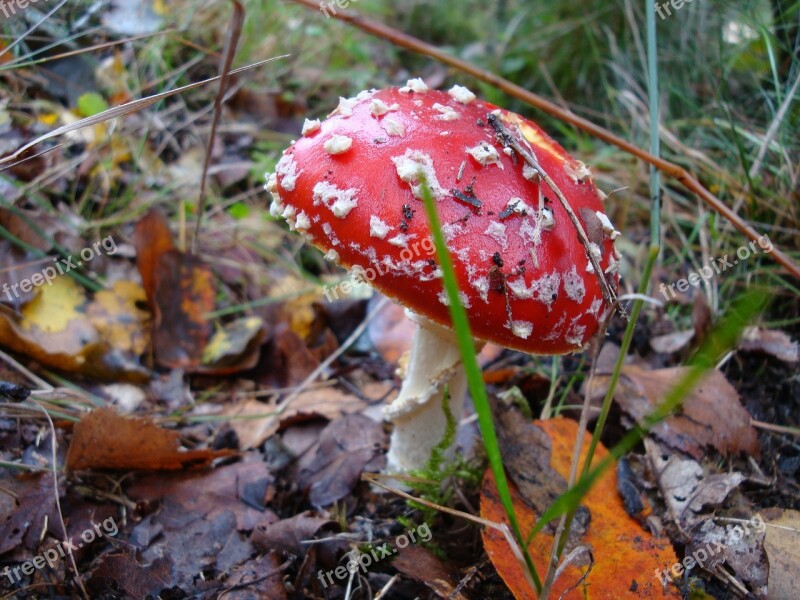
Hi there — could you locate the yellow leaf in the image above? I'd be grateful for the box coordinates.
[202,316,264,365]
[21,276,85,333]
[87,280,150,355]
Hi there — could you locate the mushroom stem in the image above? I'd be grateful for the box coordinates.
[385,314,468,474]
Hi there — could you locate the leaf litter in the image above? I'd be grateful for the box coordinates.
[0,3,798,599]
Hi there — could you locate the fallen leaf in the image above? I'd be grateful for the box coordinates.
[86,280,150,355]
[481,418,680,599]
[762,509,800,599]
[127,460,276,531]
[131,208,173,302]
[252,511,337,558]
[740,327,799,363]
[66,407,234,471]
[491,397,569,519]
[257,326,322,389]
[218,552,288,600]
[297,414,386,507]
[588,365,759,459]
[88,461,278,596]
[223,384,367,450]
[685,516,768,597]
[0,473,57,555]
[0,278,149,382]
[646,439,744,529]
[616,457,651,522]
[202,316,266,372]
[133,209,215,370]
[88,551,173,598]
[392,545,467,600]
[649,330,694,355]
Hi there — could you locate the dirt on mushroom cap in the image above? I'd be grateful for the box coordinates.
[266,83,620,355]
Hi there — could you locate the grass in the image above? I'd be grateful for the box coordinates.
[418,176,543,590]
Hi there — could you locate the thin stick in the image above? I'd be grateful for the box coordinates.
[192,0,244,252]
[26,400,89,599]
[487,114,616,309]
[0,348,53,391]
[287,0,800,282]
[751,419,800,437]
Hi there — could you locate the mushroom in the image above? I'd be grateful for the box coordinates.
[265,81,620,474]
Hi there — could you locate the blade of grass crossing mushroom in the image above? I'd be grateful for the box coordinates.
[526,288,767,549]
[417,175,542,592]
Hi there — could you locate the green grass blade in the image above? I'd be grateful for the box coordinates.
[417,175,542,592]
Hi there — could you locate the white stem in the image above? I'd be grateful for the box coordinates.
[384,315,467,473]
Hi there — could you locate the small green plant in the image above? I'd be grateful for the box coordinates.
[403,387,484,527]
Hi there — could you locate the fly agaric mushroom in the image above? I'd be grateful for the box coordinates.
[265,80,620,473]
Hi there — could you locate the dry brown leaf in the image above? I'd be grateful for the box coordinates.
[131,208,174,301]
[224,385,367,450]
[740,327,799,363]
[297,413,385,507]
[88,461,279,596]
[0,473,57,555]
[392,545,468,600]
[763,509,800,599]
[685,517,768,597]
[646,439,744,529]
[252,511,337,558]
[492,397,569,518]
[66,407,234,471]
[590,365,759,459]
[649,330,695,355]
[133,209,215,370]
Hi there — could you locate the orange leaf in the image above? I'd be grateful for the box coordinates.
[133,209,215,369]
[480,418,680,599]
[66,407,234,471]
[132,208,174,303]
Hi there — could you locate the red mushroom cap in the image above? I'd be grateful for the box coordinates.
[266,81,620,354]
